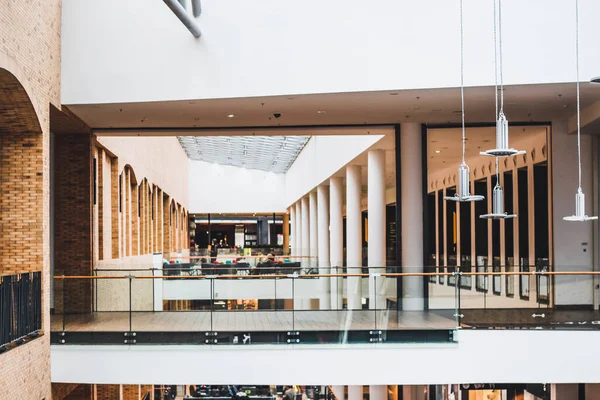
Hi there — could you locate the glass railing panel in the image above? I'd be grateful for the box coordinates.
[211,275,295,334]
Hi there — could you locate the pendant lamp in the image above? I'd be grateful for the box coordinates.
[564,0,597,222]
[480,0,516,220]
[480,161,515,220]
[444,0,484,203]
[479,0,525,158]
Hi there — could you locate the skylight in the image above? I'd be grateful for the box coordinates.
[177,136,310,173]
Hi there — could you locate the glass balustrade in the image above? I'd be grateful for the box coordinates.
[50,265,600,346]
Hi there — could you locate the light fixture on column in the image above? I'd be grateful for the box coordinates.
[564,0,597,222]
[479,0,525,158]
[444,0,483,203]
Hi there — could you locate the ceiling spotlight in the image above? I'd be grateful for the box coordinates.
[227,114,235,118]
[435,150,441,154]
[317,110,326,114]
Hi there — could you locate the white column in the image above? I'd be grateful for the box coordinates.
[368,150,386,310]
[369,386,386,400]
[301,196,310,263]
[331,386,345,400]
[401,122,424,310]
[309,191,319,269]
[300,196,311,309]
[346,165,363,310]
[290,206,296,256]
[295,202,302,260]
[317,185,331,309]
[330,177,344,309]
[348,386,362,400]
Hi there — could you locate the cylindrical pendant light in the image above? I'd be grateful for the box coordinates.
[480,0,524,159]
[480,183,516,220]
[564,0,597,222]
[444,0,484,204]
[480,0,517,220]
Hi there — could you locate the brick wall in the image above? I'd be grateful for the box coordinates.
[122,384,139,400]
[52,383,92,400]
[54,133,93,314]
[96,384,120,400]
[0,0,60,389]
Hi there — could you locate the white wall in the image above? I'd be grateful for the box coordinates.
[51,331,600,385]
[285,135,384,206]
[62,0,600,104]
[98,136,189,208]
[189,160,285,213]
[552,119,594,305]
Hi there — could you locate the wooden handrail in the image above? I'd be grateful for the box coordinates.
[53,270,599,279]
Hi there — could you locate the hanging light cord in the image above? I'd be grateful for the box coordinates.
[498,0,504,113]
[493,0,500,186]
[460,0,466,163]
[493,0,498,119]
[575,0,582,192]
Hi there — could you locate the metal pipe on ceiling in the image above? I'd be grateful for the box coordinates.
[191,0,202,17]
[163,0,201,38]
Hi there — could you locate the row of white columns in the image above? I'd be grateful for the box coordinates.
[288,123,424,313]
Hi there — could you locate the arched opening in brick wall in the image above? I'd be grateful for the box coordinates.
[0,68,44,277]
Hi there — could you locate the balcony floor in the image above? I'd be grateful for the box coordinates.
[51,309,457,332]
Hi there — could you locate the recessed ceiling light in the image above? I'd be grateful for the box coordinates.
[227,114,235,118]
[435,150,441,154]
[317,110,326,114]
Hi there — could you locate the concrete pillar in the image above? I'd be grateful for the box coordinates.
[295,202,302,260]
[401,122,424,310]
[348,386,362,400]
[300,196,311,309]
[402,385,427,400]
[283,212,290,254]
[317,185,331,309]
[309,191,319,269]
[301,196,310,265]
[330,177,344,309]
[551,384,579,400]
[368,150,386,310]
[346,165,363,310]
[331,385,345,400]
[289,206,296,256]
[369,386,386,400]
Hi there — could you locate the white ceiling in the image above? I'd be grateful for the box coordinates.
[178,135,309,173]
[67,83,600,130]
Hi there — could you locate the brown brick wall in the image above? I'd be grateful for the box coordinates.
[141,385,153,399]
[54,133,93,314]
[111,161,120,259]
[1,0,59,397]
[96,384,120,400]
[52,383,92,400]
[97,149,105,260]
[0,130,43,275]
[123,384,140,400]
